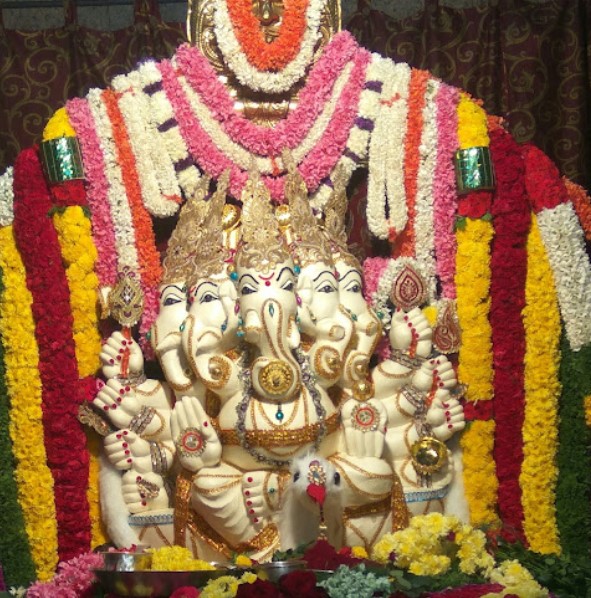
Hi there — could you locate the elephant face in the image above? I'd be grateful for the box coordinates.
[150,282,193,389]
[236,259,301,401]
[182,273,239,362]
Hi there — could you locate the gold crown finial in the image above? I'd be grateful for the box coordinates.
[323,165,360,271]
[236,169,290,274]
[282,149,333,268]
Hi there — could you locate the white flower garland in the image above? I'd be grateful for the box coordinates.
[177,61,353,174]
[367,58,411,239]
[134,61,203,202]
[0,167,14,227]
[112,71,181,218]
[87,88,141,273]
[369,257,434,329]
[212,0,325,94]
[413,78,440,299]
[536,202,591,351]
[310,52,385,210]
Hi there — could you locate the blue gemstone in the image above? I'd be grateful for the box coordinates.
[179,322,185,332]
[221,323,227,331]
[294,265,301,274]
[230,272,238,280]
[276,410,284,421]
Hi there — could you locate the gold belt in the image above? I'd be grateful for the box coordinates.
[216,412,340,448]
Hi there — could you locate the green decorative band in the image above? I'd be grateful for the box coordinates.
[454,146,495,194]
[40,136,84,184]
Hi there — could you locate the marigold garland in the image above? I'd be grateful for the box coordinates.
[460,421,499,528]
[0,267,37,587]
[393,68,429,255]
[520,215,561,554]
[52,207,107,549]
[13,148,91,562]
[0,226,58,581]
[225,0,308,72]
[455,218,494,403]
[42,107,76,141]
[489,128,530,543]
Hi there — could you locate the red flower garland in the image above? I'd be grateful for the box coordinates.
[12,147,91,561]
[226,0,309,72]
[488,128,530,543]
[522,144,567,214]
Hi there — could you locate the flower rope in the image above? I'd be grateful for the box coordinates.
[42,107,108,548]
[520,214,561,554]
[213,0,324,93]
[13,147,91,561]
[524,144,591,352]
[111,72,183,217]
[489,127,530,543]
[0,224,58,581]
[0,262,37,587]
[101,89,162,340]
[562,176,591,240]
[432,84,459,299]
[66,98,119,291]
[158,41,371,202]
[0,167,14,227]
[411,78,440,292]
[174,32,358,157]
[393,68,429,254]
[224,0,309,71]
[367,60,411,239]
[454,95,498,527]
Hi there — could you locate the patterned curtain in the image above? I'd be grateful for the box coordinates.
[0,0,185,171]
[347,0,591,190]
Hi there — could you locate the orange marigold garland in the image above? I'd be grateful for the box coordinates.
[225,0,309,72]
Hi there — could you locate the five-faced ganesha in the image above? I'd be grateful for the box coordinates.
[93,164,466,561]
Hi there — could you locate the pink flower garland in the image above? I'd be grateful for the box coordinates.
[12,147,91,561]
[66,98,118,289]
[174,32,358,157]
[160,45,370,202]
[489,127,530,543]
[433,84,459,299]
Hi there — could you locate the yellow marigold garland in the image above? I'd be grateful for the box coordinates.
[457,94,489,147]
[0,227,58,580]
[52,207,107,548]
[460,421,499,527]
[519,215,561,554]
[454,95,499,527]
[455,218,494,402]
[42,107,76,141]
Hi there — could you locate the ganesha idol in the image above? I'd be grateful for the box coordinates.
[91,155,467,561]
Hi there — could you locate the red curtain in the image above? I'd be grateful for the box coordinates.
[0,0,185,171]
[1,0,590,190]
[347,0,591,190]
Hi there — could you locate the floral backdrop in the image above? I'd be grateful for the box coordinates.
[1,0,590,192]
